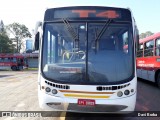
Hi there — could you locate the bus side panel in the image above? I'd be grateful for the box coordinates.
[137,69,142,78]
[137,57,156,82]
[148,70,155,82]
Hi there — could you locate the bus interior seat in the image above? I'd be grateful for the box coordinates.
[99,38,115,50]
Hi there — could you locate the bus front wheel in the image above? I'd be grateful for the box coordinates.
[156,72,160,88]
[11,66,17,71]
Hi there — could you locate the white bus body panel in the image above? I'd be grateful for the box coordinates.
[38,75,137,113]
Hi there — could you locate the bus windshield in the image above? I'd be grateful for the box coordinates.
[42,21,133,85]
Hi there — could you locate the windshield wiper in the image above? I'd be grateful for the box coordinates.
[95,19,112,42]
[62,18,78,40]
[95,19,113,52]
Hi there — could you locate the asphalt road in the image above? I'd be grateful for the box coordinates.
[0,70,160,120]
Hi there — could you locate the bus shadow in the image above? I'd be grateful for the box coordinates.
[65,112,132,120]
[0,75,13,78]
[137,78,158,88]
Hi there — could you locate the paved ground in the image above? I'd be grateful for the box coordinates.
[0,70,160,120]
[0,70,60,120]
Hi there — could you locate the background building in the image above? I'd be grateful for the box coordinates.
[26,39,33,53]
[19,38,33,53]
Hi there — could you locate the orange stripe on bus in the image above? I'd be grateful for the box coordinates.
[63,94,110,99]
[59,90,114,94]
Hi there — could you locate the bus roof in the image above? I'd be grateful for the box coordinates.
[139,32,160,44]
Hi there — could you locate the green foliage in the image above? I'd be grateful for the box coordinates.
[140,31,154,39]
[0,20,15,53]
[0,20,4,32]
[6,23,31,38]
[6,22,32,53]
[0,33,15,53]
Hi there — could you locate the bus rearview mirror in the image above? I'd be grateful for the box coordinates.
[34,32,40,50]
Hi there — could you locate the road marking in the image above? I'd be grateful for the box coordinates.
[27,76,33,78]
[14,102,25,111]
[60,103,68,120]
[3,117,15,120]
[17,102,25,107]
[60,112,66,120]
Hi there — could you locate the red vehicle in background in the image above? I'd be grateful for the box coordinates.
[0,54,28,71]
[136,32,160,88]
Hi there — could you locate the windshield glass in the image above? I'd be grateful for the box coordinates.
[42,21,133,85]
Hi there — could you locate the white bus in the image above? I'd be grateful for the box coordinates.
[35,6,139,113]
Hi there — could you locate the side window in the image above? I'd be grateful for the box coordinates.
[12,58,17,63]
[144,40,154,57]
[47,31,57,64]
[0,58,4,62]
[137,43,143,57]
[4,58,10,62]
[155,38,160,56]
[122,31,128,53]
[8,58,11,62]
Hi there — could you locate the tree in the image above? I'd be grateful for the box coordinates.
[6,22,32,53]
[0,33,15,53]
[140,31,154,39]
[0,20,4,32]
[0,20,15,53]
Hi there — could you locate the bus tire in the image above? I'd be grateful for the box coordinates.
[11,66,17,71]
[156,72,160,88]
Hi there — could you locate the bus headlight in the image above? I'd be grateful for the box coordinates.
[52,89,58,95]
[131,89,134,93]
[45,87,51,92]
[124,90,130,95]
[117,91,123,97]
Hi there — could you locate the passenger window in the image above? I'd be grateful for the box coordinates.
[144,40,154,57]
[156,38,160,56]
[122,31,128,53]
[4,58,10,62]
[0,58,3,62]
[137,44,143,57]
[13,58,17,63]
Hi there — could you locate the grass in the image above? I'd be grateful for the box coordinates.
[24,68,38,71]
[0,68,38,71]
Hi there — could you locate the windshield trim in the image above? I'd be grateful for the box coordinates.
[41,21,135,85]
[44,18,132,23]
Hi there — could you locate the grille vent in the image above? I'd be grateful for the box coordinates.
[97,83,130,91]
[45,81,70,89]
